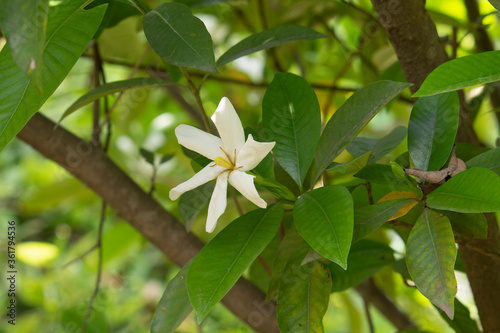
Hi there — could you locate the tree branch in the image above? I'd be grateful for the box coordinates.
[355,279,416,330]
[17,113,279,333]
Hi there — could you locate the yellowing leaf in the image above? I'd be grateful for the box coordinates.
[378,191,421,220]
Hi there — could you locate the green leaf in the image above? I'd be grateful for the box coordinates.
[347,137,378,157]
[426,168,500,213]
[391,161,422,195]
[442,211,487,239]
[277,242,331,333]
[436,298,481,333]
[0,0,49,87]
[466,148,500,176]
[60,78,181,121]
[352,199,415,242]
[413,51,500,97]
[0,0,107,152]
[186,204,284,322]
[311,81,411,183]
[139,148,155,165]
[329,240,395,292]
[406,209,457,319]
[354,164,402,186]
[143,3,217,73]
[368,126,407,164]
[294,185,353,269]
[408,92,459,171]
[151,260,193,333]
[262,72,321,189]
[216,25,326,67]
[86,0,142,38]
[254,177,296,203]
[178,182,215,229]
[267,226,303,300]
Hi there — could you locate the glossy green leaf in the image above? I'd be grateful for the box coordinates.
[368,126,407,164]
[143,3,217,73]
[329,240,394,292]
[413,51,500,97]
[60,78,181,121]
[354,164,401,186]
[294,185,353,269]
[406,209,457,319]
[263,72,321,189]
[217,25,326,67]
[151,260,193,333]
[427,168,500,213]
[408,92,459,171]
[267,227,304,300]
[0,0,107,152]
[352,199,415,242]
[436,298,481,333]
[178,182,215,229]
[0,0,48,86]
[443,211,487,239]
[466,148,500,176]
[277,242,331,333]
[187,204,284,322]
[311,81,411,183]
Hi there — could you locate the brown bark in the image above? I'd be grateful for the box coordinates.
[355,279,416,330]
[17,113,279,333]
[371,0,500,331]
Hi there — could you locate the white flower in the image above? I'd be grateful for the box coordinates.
[169,97,275,233]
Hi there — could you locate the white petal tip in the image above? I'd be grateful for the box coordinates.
[205,222,217,233]
[256,200,267,209]
[169,190,180,201]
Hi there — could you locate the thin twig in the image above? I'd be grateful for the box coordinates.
[365,181,374,205]
[97,46,150,134]
[148,163,157,196]
[91,43,104,145]
[457,238,500,261]
[61,244,98,268]
[179,67,213,134]
[256,0,284,72]
[386,220,413,230]
[81,201,107,333]
[257,255,273,276]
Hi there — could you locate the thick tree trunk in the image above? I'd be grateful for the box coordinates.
[17,113,280,333]
[371,0,500,331]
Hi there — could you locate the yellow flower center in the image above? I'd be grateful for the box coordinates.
[214,156,234,169]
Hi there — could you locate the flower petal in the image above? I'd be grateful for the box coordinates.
[206,173,229,233]
[169,163,225,200]
[236,134,275,171]
[175,124,223,160]
[229,171,267,208]
[211,97,245,160]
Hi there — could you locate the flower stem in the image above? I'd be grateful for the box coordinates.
[179,67,213,134]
